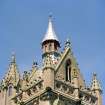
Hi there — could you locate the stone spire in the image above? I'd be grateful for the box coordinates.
[4,53,20,87]
[90,73,102,105]
[42,15,59,43]
[91,73,102,91]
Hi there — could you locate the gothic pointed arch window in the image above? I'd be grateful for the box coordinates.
[65,59,71,82]
[8,85,12,96]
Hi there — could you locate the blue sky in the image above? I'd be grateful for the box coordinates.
[0,0,105,104]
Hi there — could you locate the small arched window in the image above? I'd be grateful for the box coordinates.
[45,45,47,52]
[8,86,12,96]
[65,59,71,82]
[49,43,52,51]
[54,43,57,50]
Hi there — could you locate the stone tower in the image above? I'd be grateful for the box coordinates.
[0,16,102,105]
[42,15,60,90]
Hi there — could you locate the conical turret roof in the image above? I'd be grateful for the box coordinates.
[42,15,59,43]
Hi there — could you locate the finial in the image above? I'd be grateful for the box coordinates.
[93,72,97,81]
[49,12,53,19]
[65,38,71,48]
[11,52,16,64]
[93,72,97,77]
[48,13,53,24]
[32,60,38,69]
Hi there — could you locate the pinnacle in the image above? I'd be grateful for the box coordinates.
[91,73,102,91]
[2,53,20,87]
[11,52,16,64]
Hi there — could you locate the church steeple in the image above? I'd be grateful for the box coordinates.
[42,15,60,54]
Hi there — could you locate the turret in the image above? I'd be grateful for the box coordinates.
[42,15,60,53]
[42,15,60,89]
[42,15,60,65]
[91,73,102,105]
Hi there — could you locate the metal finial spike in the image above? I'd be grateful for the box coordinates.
[48,13,53,23]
